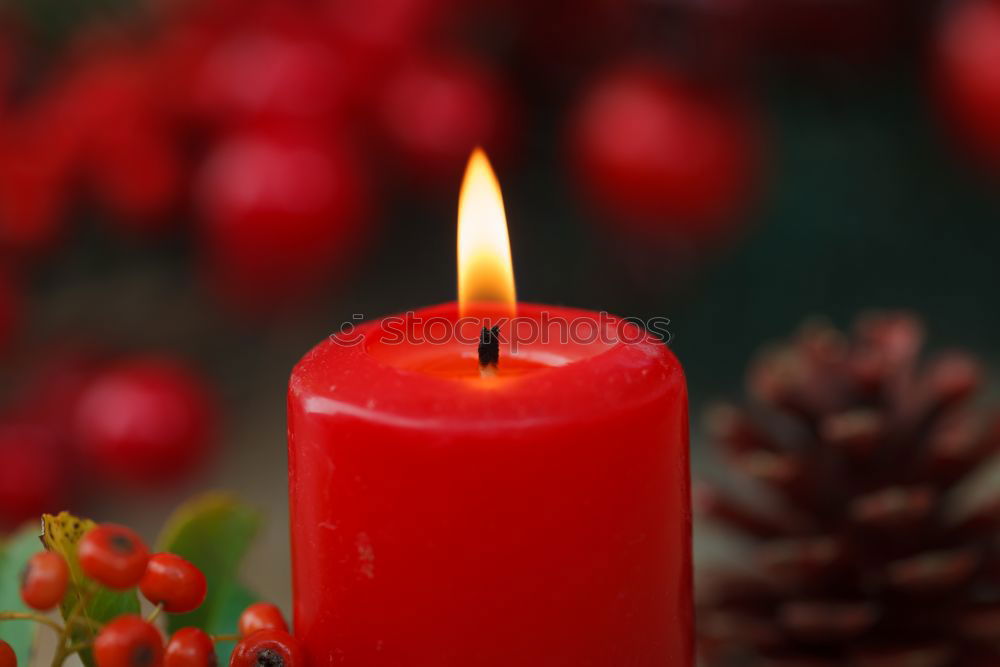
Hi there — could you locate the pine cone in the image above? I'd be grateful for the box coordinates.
[697,312,1000,666]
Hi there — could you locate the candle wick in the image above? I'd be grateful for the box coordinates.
[478,325,500,377]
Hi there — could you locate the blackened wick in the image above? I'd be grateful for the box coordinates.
[478,325,500,370]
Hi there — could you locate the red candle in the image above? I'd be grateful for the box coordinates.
[287,151,692,666]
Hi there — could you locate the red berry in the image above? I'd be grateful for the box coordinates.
[377,54,517,183]
[570,63,758,242]
[78,524,150,590]
[165,628,216,667]
[936,0,1000,170]
[94,615,164,667]
[237,603,288,637]
[0,424,70,530]
[140,553,207,613]
[73,357,215,487]
[196,128,369,312]
[20,551,69,610]
[229,630,301,667]
[0,639,15,667]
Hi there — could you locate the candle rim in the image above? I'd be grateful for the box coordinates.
[362,301,636,376]
[289,302,685,431]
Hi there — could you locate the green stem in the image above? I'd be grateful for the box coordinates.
[53,583,97,667]
[0,611,65,634]
[145,603,164,625]
[69,616,102,631]
[64,641,92,656]
[66,585,96,633]
[50,641,68,667]
[212,633,241,643]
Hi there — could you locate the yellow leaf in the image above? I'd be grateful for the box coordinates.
[41,512,96,584]
[40,512,140,667]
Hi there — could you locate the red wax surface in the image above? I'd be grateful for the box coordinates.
[287,303,691,666]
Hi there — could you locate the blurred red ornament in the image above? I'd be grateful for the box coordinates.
[0,271,19,353]
[569,63,758,242]
[0,424,70,530]
[191,11,353,126]
[376,54,517,183]
[326,0,452,68]
[936,0,1000,170]
[196,128,369,311]
[153,9,230,119]
[0,113,74,254]
[47,43,181,233]
[61,47,159,123]
[89,122,183,230]
[73,357,216,488]
[322,0,461,111]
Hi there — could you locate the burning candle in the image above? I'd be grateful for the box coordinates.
[287,150,692,666]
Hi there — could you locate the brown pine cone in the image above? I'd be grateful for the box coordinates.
[697,312,1000,666]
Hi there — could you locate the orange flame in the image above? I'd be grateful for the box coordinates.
[457,148,516,318]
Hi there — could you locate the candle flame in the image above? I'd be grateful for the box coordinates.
[457,148,516,318]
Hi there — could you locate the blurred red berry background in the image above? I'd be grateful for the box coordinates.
[936,0,1000,171]
[570,62,759,244]
[73,356,216,488]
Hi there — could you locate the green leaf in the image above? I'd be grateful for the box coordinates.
[157,494,262,661]
[41,513,141,667]
[0,524,44,664]
[207,583,257,659]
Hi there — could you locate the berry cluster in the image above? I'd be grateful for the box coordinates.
[0,523,297,667]
[0,351,216,530]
